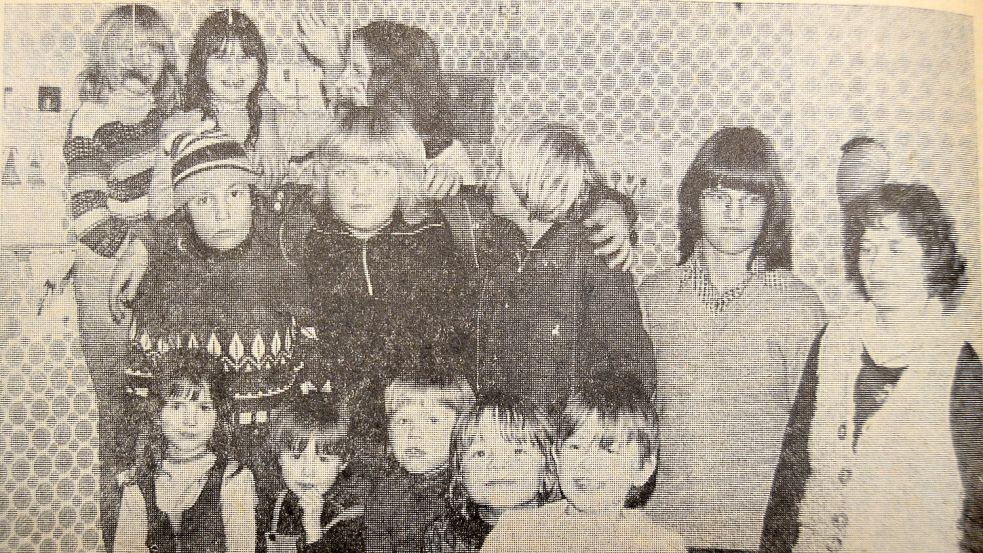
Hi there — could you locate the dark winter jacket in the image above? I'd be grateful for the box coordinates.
[474,215,655,405]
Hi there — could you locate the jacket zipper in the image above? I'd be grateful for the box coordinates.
[361,242,374,296]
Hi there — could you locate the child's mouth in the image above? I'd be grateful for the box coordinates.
[403,447,427,458]
[294,482,319,492]
[123,68,152,86]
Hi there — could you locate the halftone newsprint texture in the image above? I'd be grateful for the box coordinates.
[0,1,980,552]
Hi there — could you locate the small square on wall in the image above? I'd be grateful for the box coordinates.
[38,86,61,113]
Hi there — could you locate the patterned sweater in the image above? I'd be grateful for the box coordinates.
[64,101,168,258]
[126,198,311,424]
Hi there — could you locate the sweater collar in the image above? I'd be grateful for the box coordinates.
[859,299,947,367]
[680,244,770,313]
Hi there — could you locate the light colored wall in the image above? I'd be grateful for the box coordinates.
[0,2,977,551]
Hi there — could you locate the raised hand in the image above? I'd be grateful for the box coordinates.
[297,11,347,70]
[423,164,464,201]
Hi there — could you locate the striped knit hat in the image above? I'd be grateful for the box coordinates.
[167,127,259,207]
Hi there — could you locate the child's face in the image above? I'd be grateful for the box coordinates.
[160,383,217,459]
[186,169,253,251]
[324,160,400,235]
[555,413,652,514]
[389,393,458,475]
[279,436,347,504]
[699,186,768,256]
[461,415,548,511]
[104,26,166,97]
[206,40,261,104]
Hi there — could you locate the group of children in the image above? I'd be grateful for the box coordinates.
[104,100,671,552]
[112,348,680,553]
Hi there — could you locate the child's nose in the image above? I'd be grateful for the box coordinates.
[213,197,230,221]
[337,69,367,105]
[300,452,318,474]
[128,46,151,66]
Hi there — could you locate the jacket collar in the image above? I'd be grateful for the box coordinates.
[312,210,446,241]
[488,216,581,270]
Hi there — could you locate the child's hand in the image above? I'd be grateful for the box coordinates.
[109,239,149,324]
[297,11,347,70]
[423,164,463,201]
[584,200,633,272]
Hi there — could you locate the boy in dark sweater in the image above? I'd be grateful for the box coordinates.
[125,127,311,480]
[295,107,473,443]
[475,122,655,405]
[363,349,476,553]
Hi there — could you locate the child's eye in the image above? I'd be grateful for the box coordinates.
[199,403,214,412]
[429,417,443,424]
[470,449,486,459]
[195,196,210,206]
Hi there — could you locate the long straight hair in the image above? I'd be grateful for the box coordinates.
[79,4,182,113]
[353,21,454,158]
[183,9,267,149]
[676,127,792,270]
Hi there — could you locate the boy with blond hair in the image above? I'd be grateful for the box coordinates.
[363,345,477,553]
[476,122,655,404]
[291,106,474,444]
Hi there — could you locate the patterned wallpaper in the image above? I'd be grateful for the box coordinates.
[1,1,978,551]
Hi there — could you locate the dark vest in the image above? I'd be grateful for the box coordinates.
[138,456,228,553]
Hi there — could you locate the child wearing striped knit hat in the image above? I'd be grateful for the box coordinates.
[121,125,313,482]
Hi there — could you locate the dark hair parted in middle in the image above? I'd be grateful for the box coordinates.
[843,181,966,303]
[183,9,268,149]
[128,348,235,480]
[353,20,454,158]
[677,127,792,270]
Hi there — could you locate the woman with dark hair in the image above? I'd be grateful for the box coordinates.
[638,127,825,552]
[761,182,982,553]
[299,16,636,270]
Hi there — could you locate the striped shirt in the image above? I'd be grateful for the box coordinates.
[64,102,167,257]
